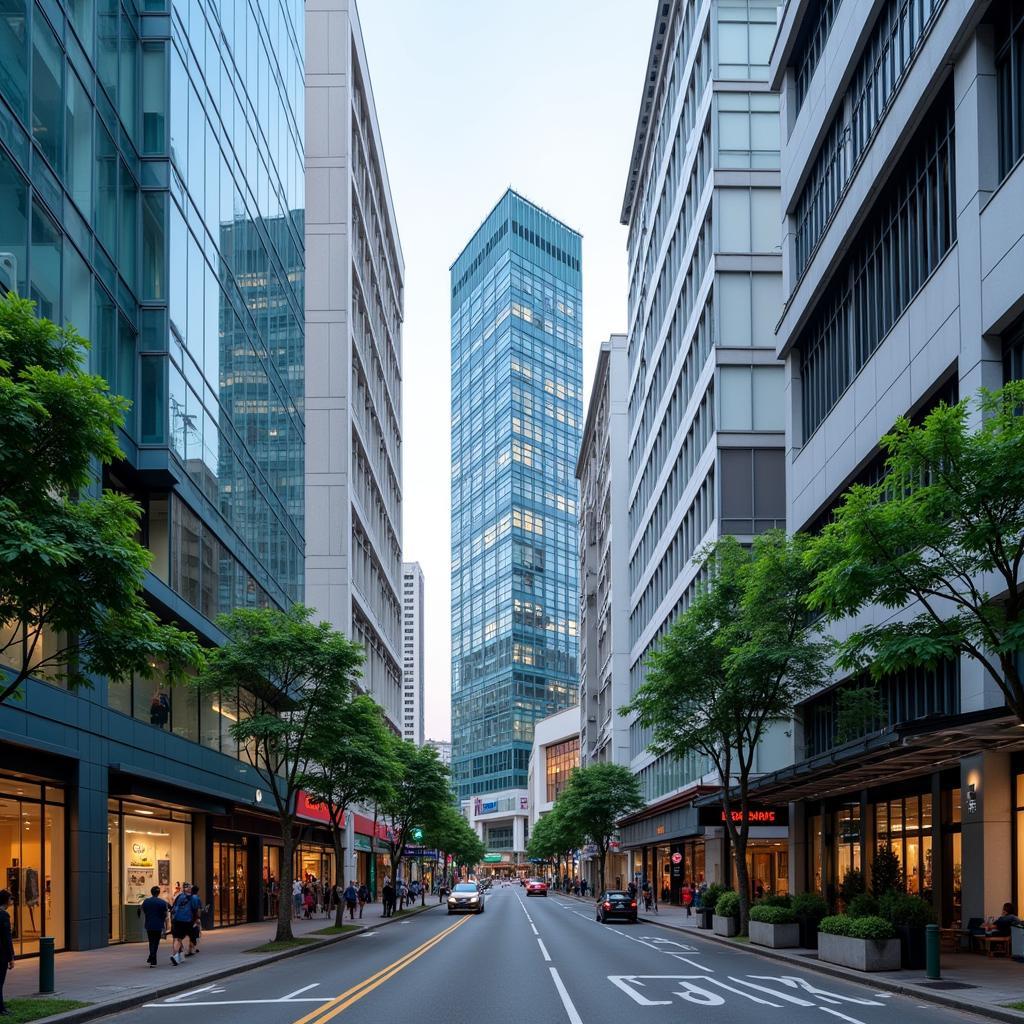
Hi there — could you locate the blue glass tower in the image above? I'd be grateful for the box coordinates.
[450,190,582,801]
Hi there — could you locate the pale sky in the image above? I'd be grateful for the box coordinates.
[358,0,658,741]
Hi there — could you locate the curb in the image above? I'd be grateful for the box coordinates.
[21,903,443,1024]
[636,912,1024,1024]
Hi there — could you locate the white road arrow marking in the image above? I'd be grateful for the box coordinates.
[608,976,672,1007]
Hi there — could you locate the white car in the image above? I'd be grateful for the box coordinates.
[447,882,485,914]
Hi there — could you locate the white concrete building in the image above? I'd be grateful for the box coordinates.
[616,0,792,901]
[304,0,405,732]
[527,705,581,828]
[577,336,631,770]
[401,562,425,745]
[426,739,452,767]
[761,0,1024,924]
[462,790,530,877]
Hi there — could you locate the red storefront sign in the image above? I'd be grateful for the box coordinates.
[295,790,336,825]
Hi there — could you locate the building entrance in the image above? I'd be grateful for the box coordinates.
[213,840,248,926]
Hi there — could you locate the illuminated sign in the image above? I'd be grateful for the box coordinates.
[295,791,335,825]
[698,805,788,827]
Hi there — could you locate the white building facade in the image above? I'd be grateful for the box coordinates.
[426,739,452,767]
[577,336,632,771]
[763,0,1024,924]
[616,0,792,903]
[305,0,404,733]
[401,562,425,745]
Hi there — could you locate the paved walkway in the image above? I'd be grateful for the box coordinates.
[555,892,1024,1020]
[6,900,439,1015]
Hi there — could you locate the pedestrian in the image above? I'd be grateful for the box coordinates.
[682,882,693,917]
[303,884,314,919]
[343,880,358,921]
[381,878,395,918]
[140,885,169,968]
[149,691,170,729]
[168,885,196,965]
[627,879,637,900]
[185,884,203,956]
[0,889,15,1015]
[357,881,369,919]
[292,878,302,919]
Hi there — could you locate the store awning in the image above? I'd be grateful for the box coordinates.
[740,707,1024,804]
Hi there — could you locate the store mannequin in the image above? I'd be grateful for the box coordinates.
[24,867,38,932]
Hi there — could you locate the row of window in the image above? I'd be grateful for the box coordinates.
[792,0,843,114]
[799,84,956,440]
[997,0,1024,179]
[792,0,946,281]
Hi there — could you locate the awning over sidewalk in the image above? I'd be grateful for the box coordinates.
[743,707,1024,804]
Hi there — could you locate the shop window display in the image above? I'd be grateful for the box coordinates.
[0,776,65,955]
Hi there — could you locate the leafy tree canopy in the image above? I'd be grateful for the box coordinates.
[0,294,201,703]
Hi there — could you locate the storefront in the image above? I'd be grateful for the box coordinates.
[108,799,193,944]
[0,773,65,955]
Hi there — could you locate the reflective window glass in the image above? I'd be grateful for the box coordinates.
[31,17,63,171]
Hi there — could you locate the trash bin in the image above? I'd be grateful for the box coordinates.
[697,907,714,929]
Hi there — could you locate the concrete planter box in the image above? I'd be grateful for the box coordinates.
[713,914,738,937]
[749,920,800,949]
[818,932,901,971]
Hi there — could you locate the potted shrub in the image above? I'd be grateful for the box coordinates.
[818,915,900,971]
[880,893,934,969]
[838,869,865,911]
[870,846,903,896]
[846,893,880,919]
[749,904,799,948]
[791,892,828,949]
[713,890,740,937]
[698,883,726,930]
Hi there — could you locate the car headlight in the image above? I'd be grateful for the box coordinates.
[469,895,479,902]
[447,897,456,904]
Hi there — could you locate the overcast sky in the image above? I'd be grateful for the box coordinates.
[358,0,658,741]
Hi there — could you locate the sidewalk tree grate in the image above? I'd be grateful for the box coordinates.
[915,981,978,990]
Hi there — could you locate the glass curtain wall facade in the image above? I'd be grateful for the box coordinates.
[450,190,582,800]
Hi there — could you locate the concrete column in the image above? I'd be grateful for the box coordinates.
[789,800,806,895]
[960,751,1012,923]
[68,755,108,950]
[512,814,525,854]
[344,810,356,886]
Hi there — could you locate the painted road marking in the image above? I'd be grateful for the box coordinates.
[550,967,584,1024]
[530,922,539,935]
[537,937,552,961]
[164,985,217,1002]
[820,1009,868,1024]
[283,984,320,1000]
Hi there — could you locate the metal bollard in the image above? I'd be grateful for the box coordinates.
[39,935,55,994]
[926,923,941,980]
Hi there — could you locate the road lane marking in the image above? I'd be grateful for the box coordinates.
[146,999,330,1007]
[283,984,320,1000]
[727,977,815,1005]
[820,1009,868,1024]
[549,967,584,1024]
[165,985,217,1002]
[609,976,672,1007]
[288,916,469,1024]
[537,937,551,961]
[530,922,539,935]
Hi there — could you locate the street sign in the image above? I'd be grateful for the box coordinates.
[411,827,424,843]
[483,854,502,863]
[671,851,682,864]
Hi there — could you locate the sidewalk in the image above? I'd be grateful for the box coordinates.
[559,893,1024,1023]
[6,900,440,1023]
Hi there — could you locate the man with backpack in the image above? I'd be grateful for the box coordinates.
[342,880,359,921]
[169,885,199,965]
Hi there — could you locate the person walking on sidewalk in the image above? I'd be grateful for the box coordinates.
[141,886,170,967]
[381,878,395,918]
[169,886,197,965]
[343,881,359,921]
[357,882,369,919]
[0,889,15,1016]
[185,885,203,956]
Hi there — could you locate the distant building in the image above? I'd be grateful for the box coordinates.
[527,706,580,829]
[401,563,425,745]
[426,739,452,767]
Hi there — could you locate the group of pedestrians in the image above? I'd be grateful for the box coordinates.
[379,877,425,917]
[292,877,335,919]
[140,883,205,967]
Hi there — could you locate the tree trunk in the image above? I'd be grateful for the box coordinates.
[277,816,296,942]
[332,831,346,928]
[733,831,751,935]
[598,848,606,896]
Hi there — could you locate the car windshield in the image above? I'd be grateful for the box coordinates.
[603,891,629,898]
[453,883,478,892]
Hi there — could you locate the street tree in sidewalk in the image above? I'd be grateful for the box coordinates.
[625,532,826,934]
[303,693,401,927]
[556,763,643,896]
[423,804,485,885]
[807,383,1024,723]
[526,802,582,886]
[0,293,201,704]
[195,604,362,942]
[377,739,452,891]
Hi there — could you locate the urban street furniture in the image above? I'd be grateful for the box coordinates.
[981,935,1010,958]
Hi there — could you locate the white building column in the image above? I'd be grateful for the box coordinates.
[960,751,1012,923]
[513,814,525,854]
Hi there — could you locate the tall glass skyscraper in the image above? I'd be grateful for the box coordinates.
[450,190,582,808]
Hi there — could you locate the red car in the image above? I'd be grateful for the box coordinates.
[525,878,549,897]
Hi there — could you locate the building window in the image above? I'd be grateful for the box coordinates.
[719,365,784,431]
[792,0,843,114]
[717,92,780,169]
[719,447,786,535]
[718,272,782,346]
[1005,317,1024,383]
[545,737,579,802]
[998,2,1024,180]
[799,84,956,441]
[717,0,780,81]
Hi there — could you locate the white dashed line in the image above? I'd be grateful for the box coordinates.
[537,937,552,961]
[550,967,584,1024]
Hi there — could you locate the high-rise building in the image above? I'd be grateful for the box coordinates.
[577,335,631,770]
[615,0,791,900]
[450,190,582,864]
[762,0,1024,922]
[401,561,425,745]
[304,0,405,732]
[426,738,452,767]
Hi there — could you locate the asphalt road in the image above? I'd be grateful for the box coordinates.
[106,886,989,1024]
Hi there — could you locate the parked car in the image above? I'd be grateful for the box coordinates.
[525,878,549,897]
[596,890,638,924]
[447,882,485,914]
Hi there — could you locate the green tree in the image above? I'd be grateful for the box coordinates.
[526,802,581,885]
[377,740,452,891]
[626,532,826,933]
[303,693,400,926]
[807,384,1024,722]
[557,763,643,896]
[0,293,201,703]
[195,605,362,941]
[424,805,484,886]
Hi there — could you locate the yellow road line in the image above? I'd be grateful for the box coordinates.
[290,915,470,1024]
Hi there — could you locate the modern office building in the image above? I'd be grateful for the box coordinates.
[576,335,631,772]
[615,0,791,902]
[450,190,583,866]
[0,0,398,951]
[305,0,404,734]
[759,0,1024,925]
[401,562,425,745]
[426,738,452,767]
